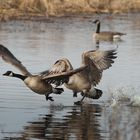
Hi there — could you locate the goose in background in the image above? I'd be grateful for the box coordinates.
[93,19,126,41]
[44,48,117,105]
[0,44,86,102]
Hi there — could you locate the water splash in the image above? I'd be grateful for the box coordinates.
[129,95,140,107]
[107,86,140,107]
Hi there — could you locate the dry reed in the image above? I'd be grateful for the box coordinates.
[0,0,140,21]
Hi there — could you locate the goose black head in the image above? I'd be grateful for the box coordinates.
[3,71,14,77]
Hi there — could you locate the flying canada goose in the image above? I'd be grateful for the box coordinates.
[0,44,86,101]
[43,49,117,105]
[93,19,126,41]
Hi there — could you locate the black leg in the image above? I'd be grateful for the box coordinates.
[74,93,86,105]
[45,95,54,102]
[73,91,78,97]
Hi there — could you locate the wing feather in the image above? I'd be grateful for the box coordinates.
[100,31,126,36]
[0,44,31,75]
[49,58,73,74]
[85,49,117,71]
[82,49,117,85]
[43,65,87,86]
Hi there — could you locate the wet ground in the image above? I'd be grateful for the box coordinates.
[0,13,140,140]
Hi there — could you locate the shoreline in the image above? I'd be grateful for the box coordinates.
[0,0,140,21]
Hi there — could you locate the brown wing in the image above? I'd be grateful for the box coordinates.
[82,49,117,85]
[85,49,117,70]
[100,31,126,36]
[48,58,73,74]
[0,44,31,75]
[42,65,87,86]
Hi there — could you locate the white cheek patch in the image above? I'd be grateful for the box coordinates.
[97,21,100,24]
[9,72,13,77]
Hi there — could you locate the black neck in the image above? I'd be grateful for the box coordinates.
[96,22,100,33]
[13,73,27,81]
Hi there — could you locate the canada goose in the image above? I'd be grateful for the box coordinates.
[0,44,86,101]
[44,49,117,105]
[93,19,126,41]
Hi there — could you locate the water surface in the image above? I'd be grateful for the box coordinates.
[0,14,140,140]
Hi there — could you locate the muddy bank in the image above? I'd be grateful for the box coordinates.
[0,0,140,21]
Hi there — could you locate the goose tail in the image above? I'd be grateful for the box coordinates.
[81,88,103,99]
[52,87,64,95]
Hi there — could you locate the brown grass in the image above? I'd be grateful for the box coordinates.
[0,0,140,21]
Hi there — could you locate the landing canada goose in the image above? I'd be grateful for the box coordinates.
[43,49,117,105]
[0,44,86,101]
[93,19,126,41]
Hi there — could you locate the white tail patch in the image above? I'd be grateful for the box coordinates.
[88,86,97,96]
[113,35,121,40]
[85,86,102,99]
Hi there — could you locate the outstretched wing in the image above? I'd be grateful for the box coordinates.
[36,69,50,77]
[82,49,117,85]
[48,58,73,74]
[86,49,117,71]
[42,65,87,86]
[0,44,31,75]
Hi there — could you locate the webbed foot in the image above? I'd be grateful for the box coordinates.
[74,93,86,105]
[74,101,82,105]
[45,96,54,101]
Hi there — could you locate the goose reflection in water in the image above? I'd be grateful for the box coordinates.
[7,104,106,140]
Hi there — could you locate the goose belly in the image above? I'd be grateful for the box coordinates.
[65,74,90,92]
[24,77,52,95]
